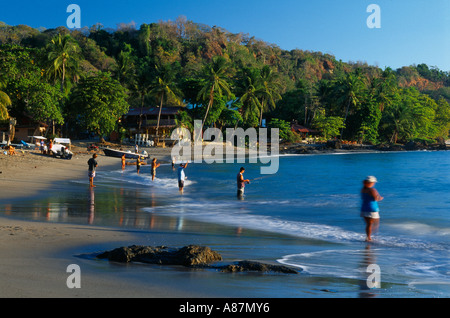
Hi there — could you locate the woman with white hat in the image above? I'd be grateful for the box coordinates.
[361,176,384,241]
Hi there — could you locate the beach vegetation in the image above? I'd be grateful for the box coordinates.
[148,62,184,140]
[268,118,300,142]
[66,71,129,142]
[0,18,448,144]
[196,55,233,134]
[312,110,345,140]
[0,79,11,120]
[45,33,81,94]
[0,44,64,127]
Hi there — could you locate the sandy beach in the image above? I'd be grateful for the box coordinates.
[0,142,173,201]
[0,218,205,297]
[0,142,201,298]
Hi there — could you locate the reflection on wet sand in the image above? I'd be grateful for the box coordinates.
[358,243,380,298]
[4,185,246,237]
[88,187,95,224]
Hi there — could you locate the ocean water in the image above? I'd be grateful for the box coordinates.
[2,151,449,297]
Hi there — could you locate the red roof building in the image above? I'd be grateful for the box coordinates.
[291,123,319,137]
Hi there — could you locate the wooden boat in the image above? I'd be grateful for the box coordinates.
[103,147,148,159]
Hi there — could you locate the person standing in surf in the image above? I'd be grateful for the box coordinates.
[177,162,188,193]
[151,158,161,181]
[237,167,250,199]
[88,154,98,187]
[360,176,384,241]
[121,154,126,171]
[136,156,142,174]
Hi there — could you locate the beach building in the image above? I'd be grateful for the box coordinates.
[291,122,319,140]
[0,114,47,143]
[121,106,183,146]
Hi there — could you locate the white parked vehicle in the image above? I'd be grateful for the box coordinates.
[51,138,73,159]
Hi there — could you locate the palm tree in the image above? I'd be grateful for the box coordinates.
[133,67,152,134]
[334,70,366,138]
[197,56,232,137]
[0,79,11,121]
[0,79,13,143]
[236,67,262,126]
[115,44,136,88]
[372,67,397,112]
[46,34,81,93]
[382,102,414,144]
[257,65,281,127]
[149,63,183,142]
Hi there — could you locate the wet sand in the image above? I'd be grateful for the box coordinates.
[0,217,209,297]
[0,143,173,201]
[0,143,198,297]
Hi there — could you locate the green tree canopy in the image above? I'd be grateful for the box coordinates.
[312,109,345,140]
[197,55,232,134]
[149,62,184,138]
[0,44,64,124]
[0,20,448,143]
[0,78,11,120]
[45,33,81,94]
[67,72,129,140]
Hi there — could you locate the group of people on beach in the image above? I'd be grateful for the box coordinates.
[91,153,190,194]
[39,138,52,155]
[88,152,384,242]
[88,152,252,198]
[121,154,161,179]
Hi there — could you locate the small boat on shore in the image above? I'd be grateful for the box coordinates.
[103,147,148,159]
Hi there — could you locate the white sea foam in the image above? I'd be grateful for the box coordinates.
[277,249,368,278]
[278,248,450,284]
[142,198,449,251]
[386,222,450,237]
[143,199,363,242]
[96,170,196,190]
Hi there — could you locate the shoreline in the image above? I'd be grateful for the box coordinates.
[0,143,194,297]
[1,141,448,298]
[278,141,449,155]
[0,142,173,202]
[0,217,214,297]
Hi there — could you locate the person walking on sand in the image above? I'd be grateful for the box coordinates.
[360,176,384,242]
[237,167,250,199]
[177,162,188,193]
[88,154,98,187]
[151,158,161,181]
[121,154,126,171]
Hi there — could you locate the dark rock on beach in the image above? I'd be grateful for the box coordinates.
[372,143,405,151]
[279,139,448,155]
[217,260,298,274]
[326,139,342,149]
[404,141,448,151]
[96,245,299,274]
[97,244,222,266]
[374,141,449,151]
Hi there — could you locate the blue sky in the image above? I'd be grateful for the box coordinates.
[2,0,449,71]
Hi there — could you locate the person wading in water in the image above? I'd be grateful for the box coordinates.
[360,176,384,242]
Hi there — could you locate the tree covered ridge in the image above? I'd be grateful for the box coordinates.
[0,17,449,144]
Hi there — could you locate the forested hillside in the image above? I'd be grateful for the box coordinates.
[1,17,449,144]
